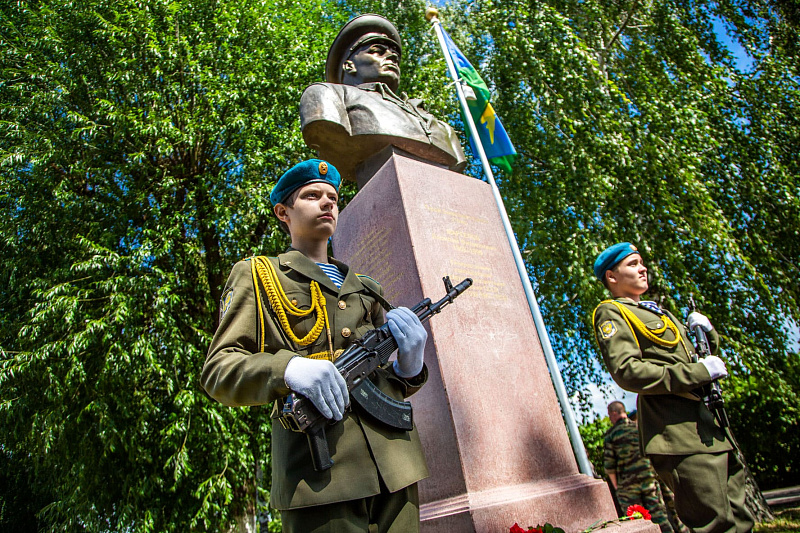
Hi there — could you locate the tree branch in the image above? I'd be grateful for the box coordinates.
[606,0,641,53]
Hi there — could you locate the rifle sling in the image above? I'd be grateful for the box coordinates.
[360,281,395,313]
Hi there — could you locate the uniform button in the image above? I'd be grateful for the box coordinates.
[291,298,298,306]
[341,327,351,338]
[338,300,347,310]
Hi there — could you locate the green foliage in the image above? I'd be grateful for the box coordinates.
[1,0,798,528]
[754,505,800,533]
[579,415,612,478]
[725,353,800,490]
[0,0,460,529]
[433,0,800,489]
[0,0,342,529]
[0,449,44,531]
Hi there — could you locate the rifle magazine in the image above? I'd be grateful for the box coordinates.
[351,379,413,431]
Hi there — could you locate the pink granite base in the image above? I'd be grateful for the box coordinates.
[423,478,660,533]
[332,151,658,533]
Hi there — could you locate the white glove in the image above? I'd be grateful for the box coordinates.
[687,311,713,332]
[388,307,427,378]
[284,357,349,421]
[700,355,728,380]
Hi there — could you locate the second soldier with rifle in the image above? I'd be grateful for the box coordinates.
[202,159,445,532]
[592,243,754,533]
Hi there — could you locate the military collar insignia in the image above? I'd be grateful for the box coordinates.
[277,251,339,294]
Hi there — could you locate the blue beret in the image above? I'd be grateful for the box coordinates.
[269,159,341,205]
[594,242,640,281]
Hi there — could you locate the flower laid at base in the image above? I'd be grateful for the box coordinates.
[510,504,653,533]
[510,523,565,533]
[625,505,651,521]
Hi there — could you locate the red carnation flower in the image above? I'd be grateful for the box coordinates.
[626,504,652,520]
[510,524,527,533]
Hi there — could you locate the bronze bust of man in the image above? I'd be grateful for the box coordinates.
[299,14,467,182]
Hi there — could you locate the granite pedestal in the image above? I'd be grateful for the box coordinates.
[332,151,658,533]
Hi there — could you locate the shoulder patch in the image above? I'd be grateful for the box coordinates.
[599,320,617,339]
[220,288,234,321]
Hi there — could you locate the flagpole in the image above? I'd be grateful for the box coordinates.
[426,7,593,477]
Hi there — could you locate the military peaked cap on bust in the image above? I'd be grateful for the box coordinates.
[269,159,341,205]
[594,242,640,280]
[325,14,402,84]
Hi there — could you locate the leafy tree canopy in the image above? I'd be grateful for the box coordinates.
[440,0,799,489]
[1,0,798,530]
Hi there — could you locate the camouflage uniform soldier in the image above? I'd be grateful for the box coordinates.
[630,411,691,533]
[604,401,674,532]
[661,480,692,533]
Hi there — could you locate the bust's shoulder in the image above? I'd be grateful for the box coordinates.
[302,82,346,97]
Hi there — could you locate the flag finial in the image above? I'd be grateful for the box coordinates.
[425,7,439,22]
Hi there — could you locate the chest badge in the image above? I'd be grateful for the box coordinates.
[599,320,617,339]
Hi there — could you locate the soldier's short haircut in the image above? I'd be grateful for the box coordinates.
[275,190,299,235]
[607,400,626,415]
[601,264,620,290]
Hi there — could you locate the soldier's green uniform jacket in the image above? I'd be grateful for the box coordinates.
[593,298,731,456]
[201,249,430,510]
[604,417,657,484]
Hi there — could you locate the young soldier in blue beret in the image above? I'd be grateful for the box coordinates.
[592,243,754,533]
[202,159,430,532]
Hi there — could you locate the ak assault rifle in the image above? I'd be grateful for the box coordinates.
[282,276,473,471]
[688,295,730,428]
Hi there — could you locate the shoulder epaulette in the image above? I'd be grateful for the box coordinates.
[245,255,279,264]
[356,273,381,286]
[592,299,617,319]
[356,274,393,312]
